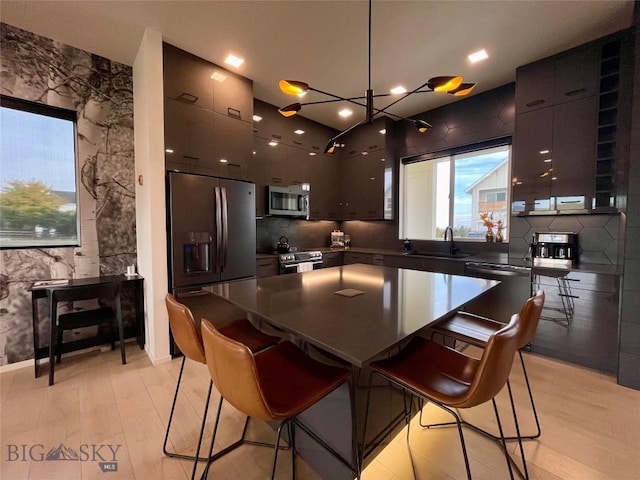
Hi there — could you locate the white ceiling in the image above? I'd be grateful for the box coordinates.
[1,1,635,130]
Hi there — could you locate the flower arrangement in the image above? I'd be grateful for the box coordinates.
[480,212,494,229]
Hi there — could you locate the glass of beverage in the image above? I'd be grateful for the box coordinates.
[344,234,351,249]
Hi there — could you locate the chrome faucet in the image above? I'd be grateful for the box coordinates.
[443,226,457,255]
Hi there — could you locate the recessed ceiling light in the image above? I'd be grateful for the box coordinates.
[224,54,244,68]
[390,86,406,95]
[308,152,317,156]
[268,141,278,146]
[252,151,257,155]
[543,159,552,163]
[379,129,386,134]
[539,149,550,154]
[294,129,305,135]
[210,71,227,82]
[252,115,262,122]
[338,108,353,118]
[219,158,228,163]
[165,148,174,154]
[361,151,369,156]
[468,49,489,63]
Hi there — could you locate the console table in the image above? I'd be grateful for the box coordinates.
[30,274,145,378]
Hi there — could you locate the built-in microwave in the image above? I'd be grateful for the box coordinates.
[267,185,309,218]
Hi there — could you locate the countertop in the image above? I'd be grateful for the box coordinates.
[257,247,622,275]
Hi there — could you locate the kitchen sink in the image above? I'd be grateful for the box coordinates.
[409,251,473,259]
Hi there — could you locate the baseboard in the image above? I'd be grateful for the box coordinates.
[144,345,172,366]
[0,338,139,374]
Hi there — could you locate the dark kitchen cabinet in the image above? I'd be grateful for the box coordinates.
[163,44,214,110]
[248,137,268,217]
[163,43,253,181]
[211,112,253,179]
[320,251,343,268]
[551,96,597,199]
[511,107,553,212]
[265,141,289,186]
[338,118,391,220]
[343,252,379,265]
[256,257,279,278]
[308,154,341,220]
[287,145,311,187]
[212,71,253,122]
[516,46,598,114]
[530,271,619,374]
[164,98,214,173]
[553,47,599,105]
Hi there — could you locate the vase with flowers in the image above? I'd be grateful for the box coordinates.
[495,219,505,243]
[480,212,494,242]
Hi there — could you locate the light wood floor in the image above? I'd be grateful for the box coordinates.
[1,343,639,480]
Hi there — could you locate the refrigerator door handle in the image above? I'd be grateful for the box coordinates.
[221,186,229,270]
[214,186,223,273]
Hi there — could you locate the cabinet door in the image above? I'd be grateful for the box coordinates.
[213,72,253,122]
[265,142,290,186]
[511,107,553,212]
[212,113,252,179]
[249,137,268,216]
[551,96,597,199]
[163,44,214,110]
[340,155,362,220]
[321,251,343,268]
[343,252,375,264]
[308,153,340,220]
[256,257,278,278]
[287,145,310,187]
[553,47,599,105]
[515,61,554,113]
[164,98,214,173]
[361,149,386,219]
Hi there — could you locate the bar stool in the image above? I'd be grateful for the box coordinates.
[362,314,526,480]
[429,290,545,441]
[163,294,280,480]
[48,282,125,386]
[199,318,353,480]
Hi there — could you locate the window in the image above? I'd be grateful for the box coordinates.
[0,95,79,249]
[400,143,511,241]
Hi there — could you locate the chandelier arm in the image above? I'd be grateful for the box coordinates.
[376,79,432,116]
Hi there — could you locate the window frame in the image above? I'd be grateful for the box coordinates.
[0,94,80,250]
[399,136,512,242]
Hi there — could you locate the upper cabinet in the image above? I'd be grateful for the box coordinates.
[338,117,394,220]
[163,43,253,179]
[512,32,631,214]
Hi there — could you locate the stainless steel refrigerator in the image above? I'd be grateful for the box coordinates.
[167,171,256,292]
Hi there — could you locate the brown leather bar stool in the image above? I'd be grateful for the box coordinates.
[429,290,545,442]
[199,318,353,480]
[163,293,280,480]
[362,313,526,480]
[48,282,125,386]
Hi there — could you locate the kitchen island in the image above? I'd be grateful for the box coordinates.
[182,264,499,478]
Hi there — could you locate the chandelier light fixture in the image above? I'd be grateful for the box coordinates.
[278,0,476,154]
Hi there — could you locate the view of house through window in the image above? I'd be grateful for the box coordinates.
[0,96,79,249]
[400,144,511,241]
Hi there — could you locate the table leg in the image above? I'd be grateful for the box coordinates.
[31,292,39,378]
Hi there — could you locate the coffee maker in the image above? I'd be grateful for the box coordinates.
[532,232,578,267]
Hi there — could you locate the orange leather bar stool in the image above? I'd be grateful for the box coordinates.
[163,294,279,480]
[429,290,545,442]
[362,314,526,480]
[199,318,353,480]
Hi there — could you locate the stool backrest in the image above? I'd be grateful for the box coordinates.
[201,319,273,421]
[517,290,545,349]
[165,293,206,364]
[461,313,521,408]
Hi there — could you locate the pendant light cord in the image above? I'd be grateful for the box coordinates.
[368,0,372,92]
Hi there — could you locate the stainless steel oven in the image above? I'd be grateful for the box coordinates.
[278,251,323,274]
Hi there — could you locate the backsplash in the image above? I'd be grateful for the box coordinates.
[256,218,340,253]
[508,214,621,265]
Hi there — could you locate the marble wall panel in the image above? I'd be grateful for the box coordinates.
[0,23,135,365]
